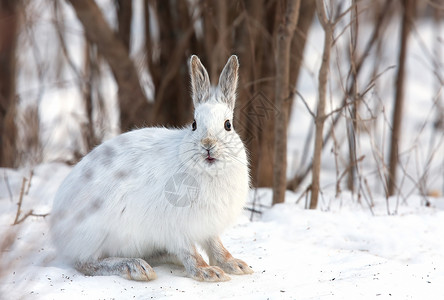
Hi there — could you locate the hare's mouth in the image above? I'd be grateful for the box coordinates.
[206,155,216,164]
[204,148,217,164]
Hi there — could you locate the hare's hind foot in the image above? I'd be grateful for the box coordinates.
[76,257,157,281]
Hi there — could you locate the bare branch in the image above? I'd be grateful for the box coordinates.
[310,0,334,209]
[13,177,27,225]
[295,90,315,119]
[13,172,48,225]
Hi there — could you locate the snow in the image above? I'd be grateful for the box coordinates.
[1,165,444,299]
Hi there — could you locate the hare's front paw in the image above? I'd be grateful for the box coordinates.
[192,266,230,282]
[218,258,253,275]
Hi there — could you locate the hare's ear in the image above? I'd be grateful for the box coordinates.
[190,55,210,106]
[218,55,239,110]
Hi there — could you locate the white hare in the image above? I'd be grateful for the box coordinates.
[50,55,252,282]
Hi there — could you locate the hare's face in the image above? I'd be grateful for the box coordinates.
[179,55,246,175]
[196,101,237,160]
[179,101,245,175]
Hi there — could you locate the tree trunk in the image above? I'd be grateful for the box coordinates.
[387,0,415,196]
[346,0,359,193]
[83,41,98,150]
[67,0,152,132]
[0,0,19,167]
[310,0,333,209]
[116,0,132,51]
[272,0,300,205]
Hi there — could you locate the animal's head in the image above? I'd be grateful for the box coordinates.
[180,55,246,175]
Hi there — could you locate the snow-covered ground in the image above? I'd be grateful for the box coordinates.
[1,164,444,299]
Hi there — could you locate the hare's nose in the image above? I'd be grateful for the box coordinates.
[201,137,216,149]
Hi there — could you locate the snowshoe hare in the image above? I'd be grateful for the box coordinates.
[50,55,252,282]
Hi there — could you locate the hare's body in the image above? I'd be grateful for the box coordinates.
[50,56,253,281]
[51,126,248,262]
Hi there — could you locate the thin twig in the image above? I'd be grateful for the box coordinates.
[295,184,312,205]
[15,211,49,225]
[245,207,263,215]
[295,90,315,119]
[25,170,33,195]
[13,178,27,225]
[12,174,48,225]
[335,155,365,197]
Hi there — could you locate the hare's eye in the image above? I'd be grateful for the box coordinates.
[192,120,197,131]
[224,120,231,131]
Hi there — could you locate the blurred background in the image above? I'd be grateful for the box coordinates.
[1,0,443,210]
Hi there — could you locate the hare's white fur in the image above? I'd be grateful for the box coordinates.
[50,55,251,281]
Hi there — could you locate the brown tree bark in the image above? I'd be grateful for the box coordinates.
[116,0,132,51]
[0,0,19,167]
[387,0,415,196]
[67,0,152,132]
[310,0,333,209]
[272,0,300,205]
